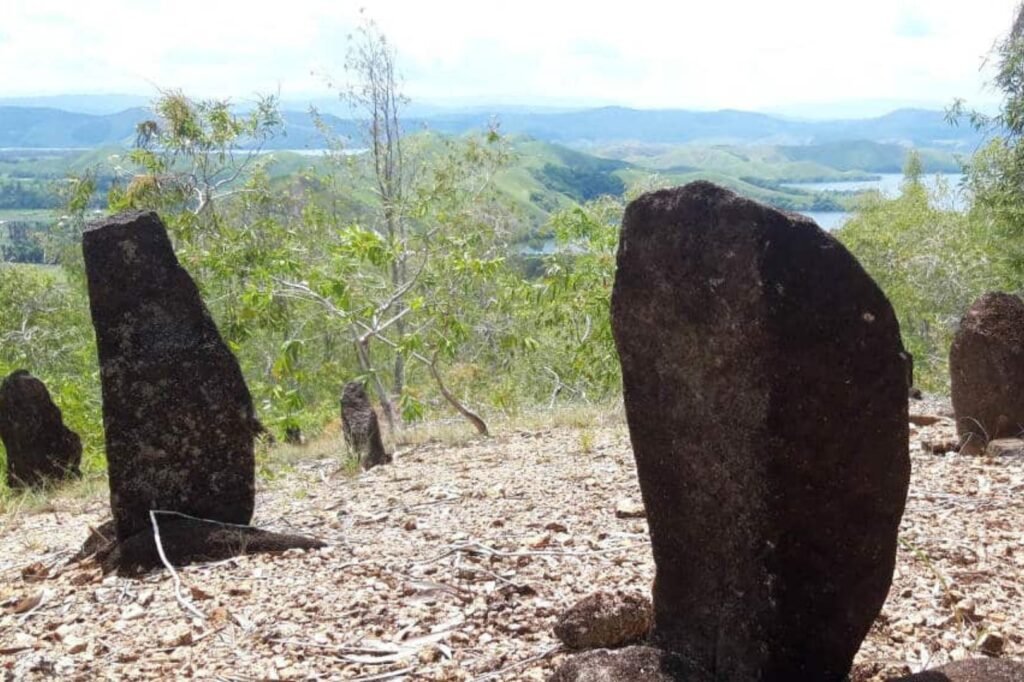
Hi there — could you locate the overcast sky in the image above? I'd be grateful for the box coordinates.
[0,0,1019,114]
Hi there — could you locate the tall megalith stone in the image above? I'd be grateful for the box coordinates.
[0,370,82,488]
[950,292,1024,449]
[83,211,258,541]
[84,209,262,532]
[81,211,323,574]
[602,182,910,681]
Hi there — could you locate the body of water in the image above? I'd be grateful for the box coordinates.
[789,173,966,231]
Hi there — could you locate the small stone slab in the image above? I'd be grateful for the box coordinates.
[614,498,646,519]
[985,438,1024,458]
[893,658,1024,682]
[554,591,652,650]
[549,646,700,682]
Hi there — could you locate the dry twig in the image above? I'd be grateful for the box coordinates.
[150,510,206,621]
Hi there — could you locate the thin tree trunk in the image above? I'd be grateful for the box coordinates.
[353,336,398,433]
[429,356,489,436]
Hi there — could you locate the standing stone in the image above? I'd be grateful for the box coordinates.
[607,182,910,681]
[83,211,258,541]
[950,292,1024,450]
[341,381,391,470]
[0,370,82,488]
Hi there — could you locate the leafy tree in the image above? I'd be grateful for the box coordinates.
[0,265,102,477]
[269,17,514,434]
[271,131,512,435]
[837,156,999,391]
[532,196,622,403]
[948,3,1024,288]
[0,223,45,264]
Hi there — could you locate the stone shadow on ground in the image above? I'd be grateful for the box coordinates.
[74,516,326,576]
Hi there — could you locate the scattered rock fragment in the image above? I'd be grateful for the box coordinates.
[549,645,697,682]
[609,182,910,680]
[0,369,82,489]
[159,624,193,649]
[613,498,645,519]
[341,381,391,470]
[979,631,1006,656]
[985,438,1024,458]
[893,658,1024,681]
[909,413,945,427]
[554,591,653,650]
[920,433,960,455]
[64,636,87,655]
[950,292,1024,451]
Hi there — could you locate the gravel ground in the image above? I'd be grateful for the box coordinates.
[0,404,1021,680]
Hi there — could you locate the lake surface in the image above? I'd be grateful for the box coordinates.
[789,173,967,231]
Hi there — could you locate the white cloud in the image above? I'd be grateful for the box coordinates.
[0,0,1018,111]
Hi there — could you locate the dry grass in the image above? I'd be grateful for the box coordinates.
[0,472,108,517]
[0,402,628,516]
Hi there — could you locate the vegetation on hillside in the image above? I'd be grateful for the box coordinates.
[837,6,1024,392]
[4,8,1024,484]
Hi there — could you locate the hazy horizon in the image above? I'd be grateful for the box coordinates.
[0,92,1002,123]
[0,1,1018,117]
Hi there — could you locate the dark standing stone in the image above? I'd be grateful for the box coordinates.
[0,370,82,488]
[609,182,910,680]
[83,211,258,541]
[341,381,391,470]
[284,426,304,445]
[950,292,1024,450]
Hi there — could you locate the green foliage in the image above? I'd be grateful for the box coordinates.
[948,6,1024,286]
[526,196,622,403]
[837,172,999,392]
[1,222,45,263]
[0,264,103,476]
[533,162,626,202]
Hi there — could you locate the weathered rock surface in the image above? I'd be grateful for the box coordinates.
[613,498,646,519]
[950,292,1024,449]
[341,381,391,470]
[609,182,910,680]
[81,211,323,573]
[554,591,652,650]
[892,658,1024,681]
[0,370,81,488]
[548,646,698,682]
[985,438,1024,458]
[83,211,259,541]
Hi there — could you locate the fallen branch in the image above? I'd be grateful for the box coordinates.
[150,510,206,621]
[350,668,414,682]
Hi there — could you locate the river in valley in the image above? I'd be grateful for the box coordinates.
[789,173,966,231]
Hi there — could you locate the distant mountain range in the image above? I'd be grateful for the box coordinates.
[0,104,986,151]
